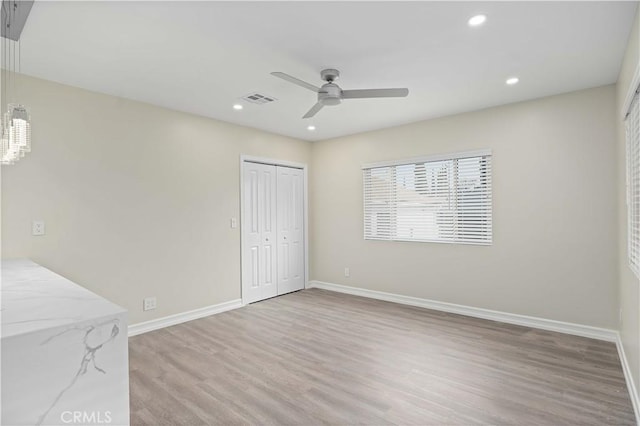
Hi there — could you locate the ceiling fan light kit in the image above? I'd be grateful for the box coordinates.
[271,68,409,119]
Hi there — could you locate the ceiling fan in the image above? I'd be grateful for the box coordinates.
[271,69,409,119]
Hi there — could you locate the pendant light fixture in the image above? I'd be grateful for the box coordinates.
[1,0,33,165]
[1,104,30,164]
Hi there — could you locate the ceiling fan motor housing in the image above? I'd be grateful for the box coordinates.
[319,83,342,106]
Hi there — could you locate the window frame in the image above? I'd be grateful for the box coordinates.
[362,149,492,246]
[626,82,640,279]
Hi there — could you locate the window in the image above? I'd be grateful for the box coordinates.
[363,150,492,245]
[627,88,640,277]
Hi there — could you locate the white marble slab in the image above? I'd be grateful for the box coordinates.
[1,259,130,426]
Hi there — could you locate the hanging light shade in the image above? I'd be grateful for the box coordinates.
[1,0,34,166]
[7,103,30,155]
[0,104,30,164]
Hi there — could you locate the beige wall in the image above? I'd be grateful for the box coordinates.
[311,85,618,328]
[1,74,312,325]
[617,5,640,401]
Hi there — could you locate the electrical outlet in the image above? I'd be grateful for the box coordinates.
[143,297,157,311]
[344,267,350,278]
[230,218,237,229]
[32,220,45,236]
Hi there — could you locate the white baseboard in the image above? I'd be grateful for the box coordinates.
[308,280,617,342]
[617,334,640,425]
[128,298,242,337]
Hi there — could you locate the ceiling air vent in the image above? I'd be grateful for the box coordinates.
[241,92,277,105]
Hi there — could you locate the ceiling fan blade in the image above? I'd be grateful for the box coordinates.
[341,88,409,99]
[271,72,320,92]
[303,102,324,119]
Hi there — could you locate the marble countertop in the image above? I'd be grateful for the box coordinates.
[1,259,126,339]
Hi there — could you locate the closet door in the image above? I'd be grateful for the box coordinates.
[242,162,278,304]
[277,166,304,295]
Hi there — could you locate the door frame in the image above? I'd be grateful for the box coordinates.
[239,155,309,306]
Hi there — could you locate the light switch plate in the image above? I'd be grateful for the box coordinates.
[32,220,45,236]
[231,218,237,229]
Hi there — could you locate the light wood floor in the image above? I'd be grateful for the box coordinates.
[129,289,635,425]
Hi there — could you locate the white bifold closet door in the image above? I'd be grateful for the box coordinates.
[242,162,278,304]
[242,162,304,304]
[276,166,304,296]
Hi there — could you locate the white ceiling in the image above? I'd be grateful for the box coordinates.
[16,1,638,141]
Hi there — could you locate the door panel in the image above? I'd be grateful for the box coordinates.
[250,246,258,288]
[277,166,304,295]
[281,242,289,281]
[292,241,301,280]
[264,245,273,284]
[259,167,277,299]
[242,162,277,303]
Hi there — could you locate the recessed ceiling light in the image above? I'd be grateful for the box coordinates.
[307,125,316,131]
[468,14,487,27]
[506,77,519,85]
[233,104,243,110]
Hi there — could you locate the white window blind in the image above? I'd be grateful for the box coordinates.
[626,88,640,278]
[363,150,492,245]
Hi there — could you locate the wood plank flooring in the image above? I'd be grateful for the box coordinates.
[129,289,635,425]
